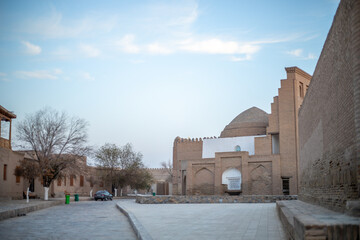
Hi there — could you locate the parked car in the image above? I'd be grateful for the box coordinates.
[94,190,113,201]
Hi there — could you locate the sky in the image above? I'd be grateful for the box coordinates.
[0,0,340,167]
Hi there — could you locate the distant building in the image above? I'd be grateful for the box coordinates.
[172,67,311,196]
[0,105,170,199]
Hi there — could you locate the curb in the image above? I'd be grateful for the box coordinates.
[0,200,63,221]
[116,203,153,240]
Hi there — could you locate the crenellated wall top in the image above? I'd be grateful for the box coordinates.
[174,136,218,144]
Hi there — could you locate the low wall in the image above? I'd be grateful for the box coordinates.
[136,195,297,204]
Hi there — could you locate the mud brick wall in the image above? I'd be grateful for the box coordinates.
[298,0,360,212]
[136,194,297,204]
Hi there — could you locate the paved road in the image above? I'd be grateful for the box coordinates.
[120,200,286,240]
[0,200,136,240]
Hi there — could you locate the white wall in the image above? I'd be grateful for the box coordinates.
[202,136,265,158]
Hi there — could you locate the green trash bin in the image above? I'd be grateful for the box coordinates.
[74,194,79,202]
[152,192,156,196]
[65,194,70,204]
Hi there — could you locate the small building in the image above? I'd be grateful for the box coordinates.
[0,106,24,199]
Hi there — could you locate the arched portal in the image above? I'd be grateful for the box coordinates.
[222,168,242,191]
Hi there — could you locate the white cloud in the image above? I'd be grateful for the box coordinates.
[146,43,173,55]
[79,44,101,57]
[15,69,63,80]
[20,10,118,39]
[22,41,42,55]
[0,72,9,82]
[287,49,303,57]
[306,53,316,59]
[115,34,140,53]
[286,49,317,60]
[52,47,72,58]
[179,38,260,55]
[53,68,63,75]
[81,72,95,81]
[167,4,198,26]
[231,55,252,62]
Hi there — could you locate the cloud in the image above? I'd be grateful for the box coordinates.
[22,41,42,55]
[52,47,72,58]
[81,72,95,81]
[53,69,63,75]
[0,72,9,82]
[15,69,62,80]
[115,34,140,53]
[286,49,317,60]
[79,44,101,57]
[231,56,251,62]
[20,10,118,39]
[179,38,260,55]
[286,49,303,57]
[146,43,173,55]
[167,4,198,26]
[306,53,316,59]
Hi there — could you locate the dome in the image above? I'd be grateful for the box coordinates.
[220,107,269,138]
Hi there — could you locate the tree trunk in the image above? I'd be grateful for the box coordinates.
[114,188,117,197]
[26,187,29,203]
[44,187,49,201]
[90,189,93,197]
[120,188,123,196]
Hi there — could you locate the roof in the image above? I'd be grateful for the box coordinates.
[228,107,269,125]
[0,105,16,120]
[220,107,268,138]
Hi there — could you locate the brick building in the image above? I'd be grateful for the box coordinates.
[173,67,311,196]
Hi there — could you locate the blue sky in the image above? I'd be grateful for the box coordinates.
[0,0,339,167]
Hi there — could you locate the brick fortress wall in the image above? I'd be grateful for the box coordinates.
[298,0,360,212]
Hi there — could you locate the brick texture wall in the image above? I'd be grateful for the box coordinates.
[298,0,360,212]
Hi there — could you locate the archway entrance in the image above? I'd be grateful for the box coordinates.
[222,168,242,194]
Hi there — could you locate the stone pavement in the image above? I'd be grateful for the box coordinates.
[0,200,136,240]
[0,199,63,221]
[118,199,286,240]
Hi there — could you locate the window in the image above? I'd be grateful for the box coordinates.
[235,145,241,152]
[57,178,61,186]
[70,175,74,186]
[272,134,280,154]
[80,175,84,187]
[299,82,304,98]
[282,178,290,195]
[90,181,94,188]
[64,176,66,186]
[3,164,7,181]
[100,181,104,187]
[16,175,20,183]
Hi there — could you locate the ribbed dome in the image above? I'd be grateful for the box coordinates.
[220,107,269,138]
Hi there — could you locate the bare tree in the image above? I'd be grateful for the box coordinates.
[95,143,153,196]
[16,107,91,200]
[86,175,99,197]
[94,143,122,196]
[161,159,173,183]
